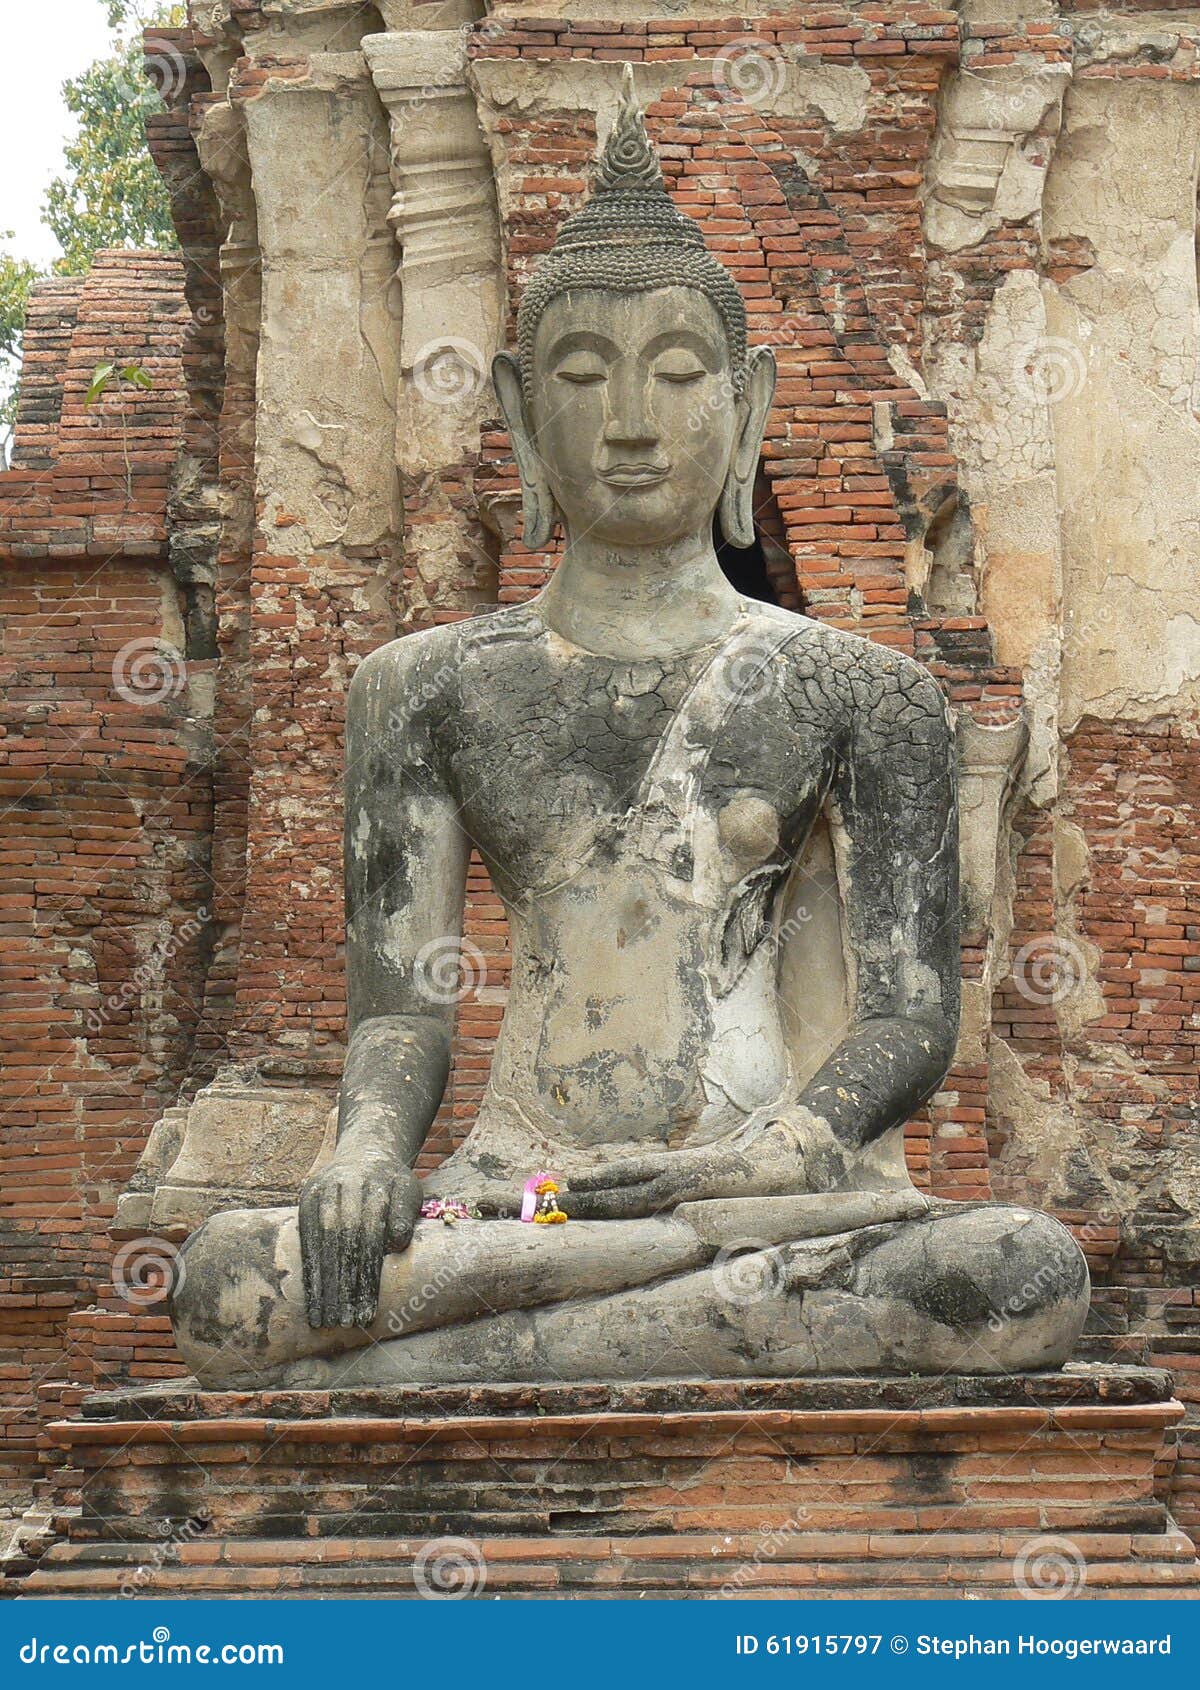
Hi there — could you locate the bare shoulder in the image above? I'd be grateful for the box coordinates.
[348,606,535,718]
[349,623,459,715]
[745,603,950,748]
[803,622,950,751]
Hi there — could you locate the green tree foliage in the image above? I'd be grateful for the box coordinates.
[104,1,184,25]
[0,3,184,453]
[1,244,41,367]
[43,18,184,278]
[1,242,43,433]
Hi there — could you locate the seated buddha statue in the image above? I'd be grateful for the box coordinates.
[171,73,1089,1388]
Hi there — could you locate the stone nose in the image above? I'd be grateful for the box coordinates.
[602,363,657,448]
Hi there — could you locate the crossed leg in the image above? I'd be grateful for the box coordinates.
[169,1205,708,1387]
[170,1202,1089,1388]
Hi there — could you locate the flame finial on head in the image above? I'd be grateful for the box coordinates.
[596,63,664,194]
[546,64,706,258]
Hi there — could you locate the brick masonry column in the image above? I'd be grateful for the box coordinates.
[364,27,505,626]
[138,47,405,1232]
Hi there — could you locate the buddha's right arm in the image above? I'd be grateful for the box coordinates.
[299,637,469,1327]
[338,634,470,1166]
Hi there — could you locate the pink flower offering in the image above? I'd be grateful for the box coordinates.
[420,1198,473,1224]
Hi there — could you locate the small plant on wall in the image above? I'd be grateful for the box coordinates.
[85,359,154,500]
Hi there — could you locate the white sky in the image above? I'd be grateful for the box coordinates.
[0,0,119,267]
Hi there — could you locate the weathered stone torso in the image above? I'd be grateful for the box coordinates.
[419,600,863,1183]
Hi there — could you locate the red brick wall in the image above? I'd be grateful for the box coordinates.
[991,721,1199,1265]
[0,254,207,1487]
[989,718,1200,1535]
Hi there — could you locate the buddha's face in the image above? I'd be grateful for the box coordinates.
[529,288,739,548]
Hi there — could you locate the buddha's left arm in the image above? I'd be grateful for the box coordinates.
[796,654,960,1151]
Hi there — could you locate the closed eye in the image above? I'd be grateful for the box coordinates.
[556,363,607,384]
[654,364,707,384]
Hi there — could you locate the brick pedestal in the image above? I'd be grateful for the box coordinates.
[16,1367,1200,1598]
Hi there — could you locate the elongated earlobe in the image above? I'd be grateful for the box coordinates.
[492,351,556,551]
[718,346,777,549]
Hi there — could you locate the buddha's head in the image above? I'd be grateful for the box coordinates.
[493,67,776,553]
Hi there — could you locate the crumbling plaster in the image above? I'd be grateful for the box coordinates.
[928,21,1200,740]
[242,54,400,555]
[920,13,1200,1255]
[1044,76,1200,731]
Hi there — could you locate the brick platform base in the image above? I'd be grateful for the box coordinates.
[18,1369,1200,1598]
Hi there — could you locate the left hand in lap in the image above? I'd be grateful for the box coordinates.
[565,1142,764,1220]
[564,1106,849,1219]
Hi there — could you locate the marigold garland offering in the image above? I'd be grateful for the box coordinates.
[521,1172,567,1225]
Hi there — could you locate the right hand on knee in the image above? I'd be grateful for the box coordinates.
[298,1158,423,1330]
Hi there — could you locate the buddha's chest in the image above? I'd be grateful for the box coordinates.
[441,636,840,893]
